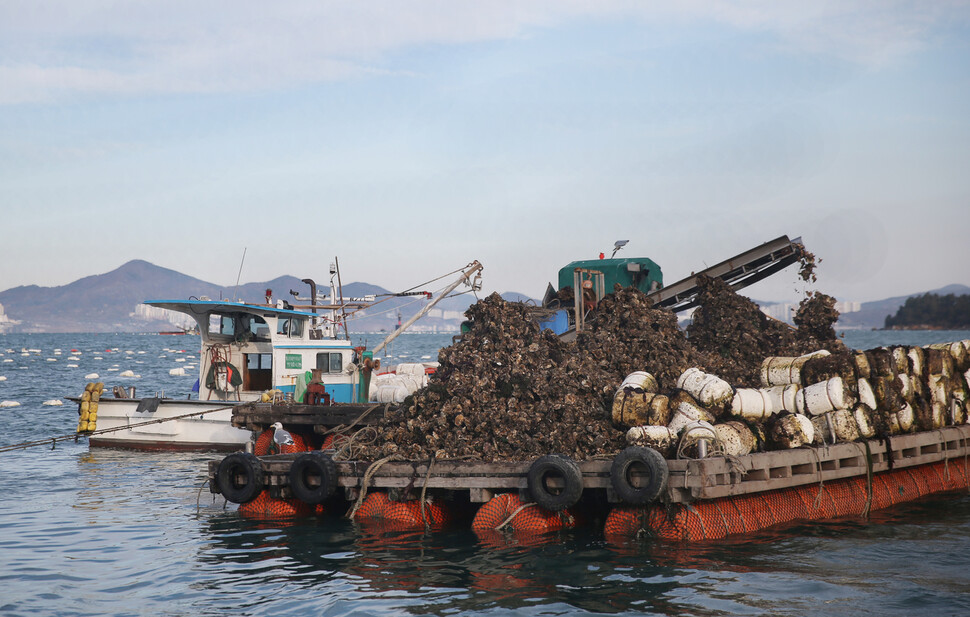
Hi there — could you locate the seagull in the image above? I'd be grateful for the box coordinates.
[271,422,294,446]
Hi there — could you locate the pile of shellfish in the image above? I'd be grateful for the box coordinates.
[359,273,968,463]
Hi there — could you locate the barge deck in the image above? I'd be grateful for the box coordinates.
[207,425,970,539]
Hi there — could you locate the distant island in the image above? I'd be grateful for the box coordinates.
[884,293,970,330]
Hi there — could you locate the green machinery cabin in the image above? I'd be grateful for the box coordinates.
[557,257,663,296]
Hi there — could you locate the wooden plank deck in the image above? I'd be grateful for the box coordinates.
[208,425,970,504]
[230,401,392,431]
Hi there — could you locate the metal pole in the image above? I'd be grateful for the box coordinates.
[373,261,482,354]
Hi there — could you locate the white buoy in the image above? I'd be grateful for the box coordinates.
[169,367,186,376]
[84,373,99,379]
[0,401,21,408]
[47,358,57,362]
[119,370,136,377]
[67,363,79,368]
[42,399,64,406]
[0,376,6,381]
[677,368,733,408]
[795,377,853,416]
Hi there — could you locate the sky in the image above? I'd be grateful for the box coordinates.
[2,1,969,304]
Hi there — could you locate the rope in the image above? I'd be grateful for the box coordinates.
[963,430,970,493]
[856,441,874,519]
[0,404,235,453]
[344,263,474,319]
[195,479,210,515]
[495,501,537,531]
[712,498,731,536]
[419,456,436,531]
[346,454,402,520]
[938,428,951,483]
[317,404,385,460]
[810,447,827,511]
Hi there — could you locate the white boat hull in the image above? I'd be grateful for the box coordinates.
[85,398,253,452]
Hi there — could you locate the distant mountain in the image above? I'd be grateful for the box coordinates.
[0,260,535,334]
[836,284,970,330]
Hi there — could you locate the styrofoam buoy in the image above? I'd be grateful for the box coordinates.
[668,392,716,434]
[620,371,658,393]
[42,399,64,406]
[730,384,799,421]
[84,373,99,379]
[119,370,136,377]
[768,413,814,448]
[760,350,831,386]
[678,420,718,458]
[612,390,669,428]
[676,368,733,408]
[854,404,877,438]
[169,367,186,376]
[857,378,877,410]
[0,376,5,381]
[886,403,915,434]
[714,421,756,456]
[625,425,677,457]
[795,377,853,416]
[811,409,860,445]
[0,401,21,408]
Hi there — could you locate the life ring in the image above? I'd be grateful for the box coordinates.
[526,454,583,512]
[610,446,669,505]
[289,452,337,504]
[217,452,264,504]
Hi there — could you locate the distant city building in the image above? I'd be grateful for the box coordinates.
[132,304,196,329]
[0,302,20,331]
[834,301,862,314]
[759,300,861,325]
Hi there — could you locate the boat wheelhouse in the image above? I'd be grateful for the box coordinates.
[150,299,361,404]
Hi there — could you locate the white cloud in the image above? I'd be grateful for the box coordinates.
[1,1,966,104]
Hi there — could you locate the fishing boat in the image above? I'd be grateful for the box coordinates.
[72,261,483,451]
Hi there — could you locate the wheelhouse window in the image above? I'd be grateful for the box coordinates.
[214,313,270,341]
[276,317,305,338]
[316,352,343,373]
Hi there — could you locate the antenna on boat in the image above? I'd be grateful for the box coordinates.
[334,256,350,340]
[232,247,247,301]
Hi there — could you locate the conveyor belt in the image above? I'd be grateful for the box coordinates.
[646,235,805,313]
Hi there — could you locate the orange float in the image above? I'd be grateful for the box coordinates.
[240,427,313,519]
[353,491,454,531]
[471,493,580,535]
[605,459,970,541]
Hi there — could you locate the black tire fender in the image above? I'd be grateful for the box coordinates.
[527,454,583,512]
[610,446,668,505]
[289,452,338,504]
[217,452,264,504]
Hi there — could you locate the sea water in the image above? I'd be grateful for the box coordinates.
[0,330,969,617]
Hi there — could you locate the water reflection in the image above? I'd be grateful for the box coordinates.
[198,513,707,615]
[193,490,970,616]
